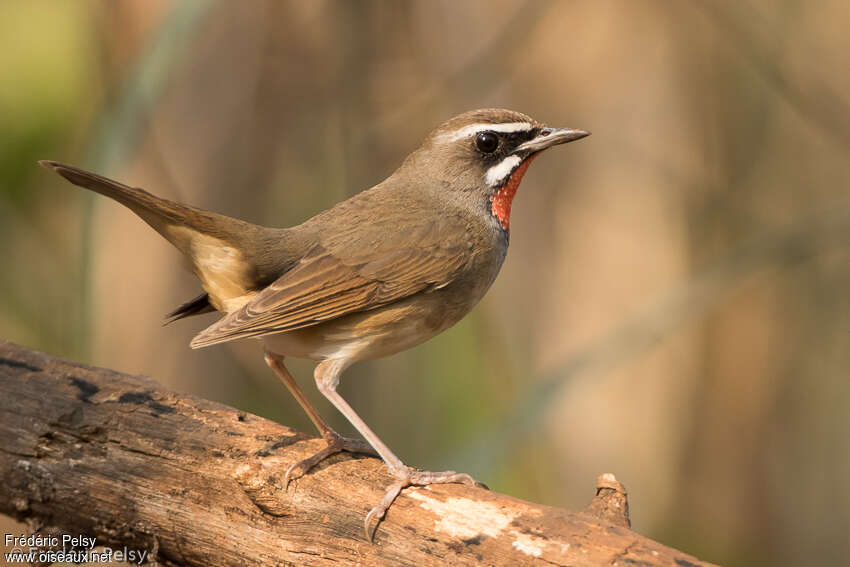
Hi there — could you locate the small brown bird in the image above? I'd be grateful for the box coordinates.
[41,108,588,538]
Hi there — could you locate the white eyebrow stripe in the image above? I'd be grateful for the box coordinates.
[485,155,522,187]
[440,122,534,142]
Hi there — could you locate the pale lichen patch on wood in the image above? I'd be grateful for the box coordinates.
[407,491,516,539]
[510,531,543,557]
[508,529,574,560]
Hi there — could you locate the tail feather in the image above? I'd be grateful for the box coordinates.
[164,292,215,325]
[40,160,298,312]
[39,160,254,252]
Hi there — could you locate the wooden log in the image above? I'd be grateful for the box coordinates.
[0,341,716,566]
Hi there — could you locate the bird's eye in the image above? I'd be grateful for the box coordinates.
[475,131,499,153]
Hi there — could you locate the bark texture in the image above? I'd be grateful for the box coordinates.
[0,341,716,566]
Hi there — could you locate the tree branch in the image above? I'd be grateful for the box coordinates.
[0,341,716,566]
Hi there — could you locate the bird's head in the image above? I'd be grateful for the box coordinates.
[404,108,589,232]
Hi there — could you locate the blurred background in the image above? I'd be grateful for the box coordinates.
[2,1,849,565]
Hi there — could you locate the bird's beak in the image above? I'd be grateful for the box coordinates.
[516,127,590,154]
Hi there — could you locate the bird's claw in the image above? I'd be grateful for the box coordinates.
[284,433,377,488]
[364,467,487,541]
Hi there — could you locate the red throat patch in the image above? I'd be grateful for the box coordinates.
[490,154,537,231]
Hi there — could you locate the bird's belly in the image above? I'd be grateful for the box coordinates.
[262,291,471,363]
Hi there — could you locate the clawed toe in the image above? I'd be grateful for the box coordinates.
[365,479,407,540]
[284,433,378,488]
[284,444,337,487]
[364,467,485,541]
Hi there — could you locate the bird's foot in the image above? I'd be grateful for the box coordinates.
[364,466,487,540]
[285,431,377,487]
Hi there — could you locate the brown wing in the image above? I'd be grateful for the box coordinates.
[189,215,471,348]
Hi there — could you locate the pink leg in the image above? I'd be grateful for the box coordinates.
[314,359,486,540]
[264,350,377,486]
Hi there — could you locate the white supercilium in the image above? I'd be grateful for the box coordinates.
[440,122,533,142]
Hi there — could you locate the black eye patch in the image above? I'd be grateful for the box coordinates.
[475,128,539,162]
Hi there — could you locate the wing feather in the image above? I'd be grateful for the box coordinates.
[190,217,471,348]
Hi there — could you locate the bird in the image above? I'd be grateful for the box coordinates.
[40,108,589,539]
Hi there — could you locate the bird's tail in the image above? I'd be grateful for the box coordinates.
[39,160,289,314]
[39,160,257,253]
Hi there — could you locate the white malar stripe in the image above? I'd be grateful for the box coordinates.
[485,155,522,187]
[440,122,533,142]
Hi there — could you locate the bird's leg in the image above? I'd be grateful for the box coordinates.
[263,350,377,486]
[314,359,486,540]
